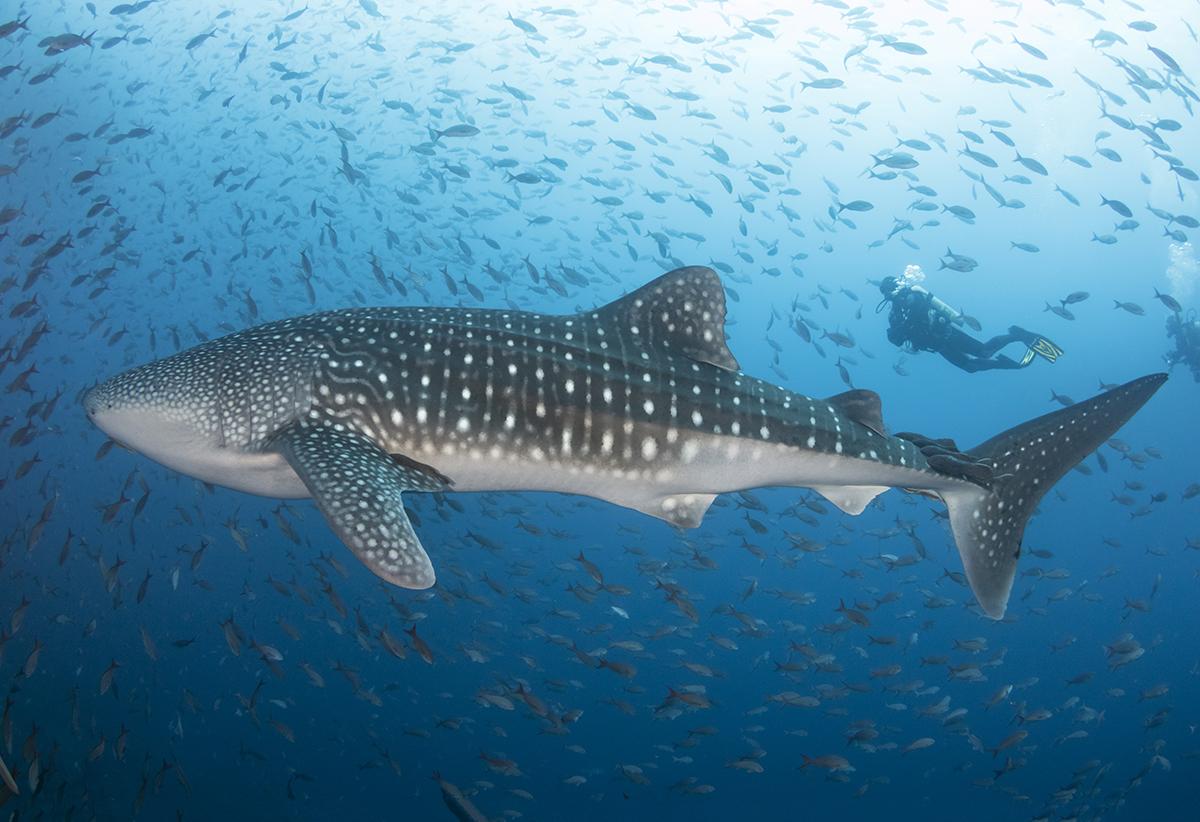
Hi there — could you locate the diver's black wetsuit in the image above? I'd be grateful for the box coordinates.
[887,287,1028,373]
[1166,311,1200,383]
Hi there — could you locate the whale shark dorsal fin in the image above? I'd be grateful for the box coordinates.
[590,266,740,371]
[271,422,449,589]
[825,389,886,435]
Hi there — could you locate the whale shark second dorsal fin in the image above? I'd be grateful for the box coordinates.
[826,389,886,436]
[589,266,740,371]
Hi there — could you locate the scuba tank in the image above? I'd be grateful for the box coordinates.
[908,284,965,327]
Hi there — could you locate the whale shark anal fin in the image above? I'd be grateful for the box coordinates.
[809,485,887,515]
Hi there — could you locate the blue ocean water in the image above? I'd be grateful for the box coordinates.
[1,1,1198,820]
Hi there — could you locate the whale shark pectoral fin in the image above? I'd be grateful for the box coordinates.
[271,422,449,590]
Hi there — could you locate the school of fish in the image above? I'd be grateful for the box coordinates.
[0,1,1197,820]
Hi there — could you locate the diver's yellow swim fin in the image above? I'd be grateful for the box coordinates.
[1019,347,1037,367]
[1030,337,1063,363]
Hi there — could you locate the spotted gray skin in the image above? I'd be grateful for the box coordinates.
[83,267,1166,618]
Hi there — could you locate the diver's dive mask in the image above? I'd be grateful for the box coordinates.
[875,276,900,313]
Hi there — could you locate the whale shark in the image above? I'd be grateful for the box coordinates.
[83,267,1165,618]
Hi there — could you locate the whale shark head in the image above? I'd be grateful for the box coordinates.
[83,337,313,497]
[84,347,226,472]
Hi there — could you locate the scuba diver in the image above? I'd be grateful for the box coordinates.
[877,266,1063,373]
[1165,310,1200,382]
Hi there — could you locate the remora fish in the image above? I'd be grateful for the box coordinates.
[83,268,1165,618]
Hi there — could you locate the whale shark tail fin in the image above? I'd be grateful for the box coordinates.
[935,374,1166,618]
